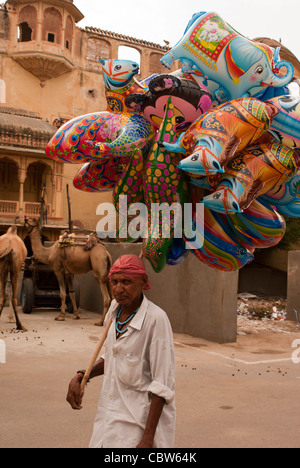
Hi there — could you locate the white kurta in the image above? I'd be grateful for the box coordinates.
[89,296,176,449]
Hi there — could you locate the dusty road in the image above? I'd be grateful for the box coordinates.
[0,306,299,448]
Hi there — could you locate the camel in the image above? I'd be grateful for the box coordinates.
[0,226,27,331]
[25,218,112,326]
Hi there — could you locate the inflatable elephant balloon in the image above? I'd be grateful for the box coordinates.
[161,12,294,102]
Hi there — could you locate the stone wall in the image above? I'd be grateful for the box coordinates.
[77,243,239,344]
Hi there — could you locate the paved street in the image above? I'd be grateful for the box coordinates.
[0,306,299,448]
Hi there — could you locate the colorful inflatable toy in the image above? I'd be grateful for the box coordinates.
[126,74,212,133]
[45,14,299,275]
[143,97,189,272]
[268,95,300,148]
[184,204,255,272]
[73,157,130,192]
[161,12,294,102]
[203,142,300,214]
[46,111,155,163]
[163,97,279,175]
[261,174,300,218]
[227,199,286,250]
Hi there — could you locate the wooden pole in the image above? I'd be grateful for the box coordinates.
[66,184,72,233]
[80,315,113,394]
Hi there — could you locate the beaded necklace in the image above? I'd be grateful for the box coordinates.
[116,306,140,336]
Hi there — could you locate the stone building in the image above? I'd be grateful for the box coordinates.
[0,0,170,238]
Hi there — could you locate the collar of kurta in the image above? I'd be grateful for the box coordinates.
[111,295,148,331]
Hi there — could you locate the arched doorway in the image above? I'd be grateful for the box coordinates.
[24,161,53,217]
[0,157,19,217]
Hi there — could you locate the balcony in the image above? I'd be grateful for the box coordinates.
[9,41,74,82]
[0,200,51,218]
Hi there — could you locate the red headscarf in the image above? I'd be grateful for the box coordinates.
[109,255,151,291]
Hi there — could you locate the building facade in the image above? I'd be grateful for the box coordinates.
[0,0,171,238]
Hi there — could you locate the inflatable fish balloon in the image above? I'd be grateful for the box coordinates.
[184,204,254,271]
[203,142,300,214]
[73,157,130,192]
[268,95,300,148]
[227,199,286,249]
[261,174,300,218]
[163,97,279,175]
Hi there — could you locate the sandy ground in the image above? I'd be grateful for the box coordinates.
[0,305,299,449]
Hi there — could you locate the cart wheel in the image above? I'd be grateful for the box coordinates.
[66,279,80,314]
[22,278,35,314]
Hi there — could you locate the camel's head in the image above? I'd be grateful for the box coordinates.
[24,217,40,233]
[7,225,18,234]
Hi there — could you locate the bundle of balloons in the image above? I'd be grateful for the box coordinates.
[46,11,300,273]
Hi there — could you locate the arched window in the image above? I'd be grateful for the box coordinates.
[65,15,73,51]
[42,8,62,44]
[24,162,47,203]
[0,158,19,202]
[18,5,37,42]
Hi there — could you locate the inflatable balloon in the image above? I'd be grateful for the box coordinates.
[112,149,146,242]
[268,95,300,148]
[226,199,286,249]
[143,97,189,272]
[46,111,155,163]
[73,157,130,192]
[126,74,212,133]
[166,238,190,266]
[44,21,299,276]
[184,204,254,271]
[99,59,148,113]
[161,12,294,102]
[203,142,300,214]
[261,174,300,218]
[164,97,279,175]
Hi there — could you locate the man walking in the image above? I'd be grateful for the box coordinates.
[67,254,176,448]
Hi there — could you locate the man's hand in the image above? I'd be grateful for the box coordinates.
[136,394,165,448]
[66,374,84,410]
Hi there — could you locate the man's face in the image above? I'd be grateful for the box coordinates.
[110,274,146,307]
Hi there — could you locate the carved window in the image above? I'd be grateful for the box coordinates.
[65,15,73,51]
[42,8,62,44]
[24,162,47,203]
[0,159,19,202]
[18,5,37,42]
